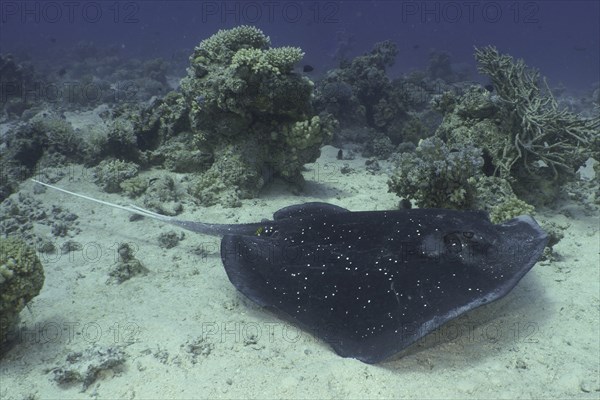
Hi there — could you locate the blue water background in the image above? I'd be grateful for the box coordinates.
[1,1,598,91]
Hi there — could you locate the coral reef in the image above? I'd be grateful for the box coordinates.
[30,113,84,163]
[120,176,149,198]
[434,46,599,205]
[426,50,470,83]
[0,237,45,344]
[315,40,431,151]
[0,126,45,202]
[434,86,508,175]
[0,112,82,201]
[363,134,395,160]
[93,159,139,193]
[387,138,536,221]
[0,190,79,254]
[176,26,333,205]
[472,176,535,223]
[472,46,599,201]
[188,142,261,208]
[0,53,35,117]
[133,92,190,150]
[2,27,334,207]
[387,137,483,209]
[315,41,399,130]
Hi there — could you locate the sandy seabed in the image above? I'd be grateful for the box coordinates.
[1,144,599,400]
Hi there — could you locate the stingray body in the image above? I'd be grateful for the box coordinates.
[32,181,548,363]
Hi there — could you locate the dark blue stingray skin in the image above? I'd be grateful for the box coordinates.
[31,180,548,362]
[220,203,548,363]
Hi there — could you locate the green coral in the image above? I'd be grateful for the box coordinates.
[134,91,190,145]
[275,115,335,179]
[489,197,535,224]
[436,86,510,172]
[471,175,523,215]
[75,26,331,207]
[188,143,261,207]
[1,237,45,344]
[177,26,331,205]
[387,137,483,209]
[231,47,304,75]
[191,25,270,67]
[30,115,83,158]
[284,116,328,150]
[435,47,599,206]
[471,176,535,223]
[364,134,395,159]
[474,46,599,179]
[387,138,536,220]
[120,176,148,198]
[181,27,311,127]
[86,114,140,163]
[315,41,399,131]
[94,159,139,193]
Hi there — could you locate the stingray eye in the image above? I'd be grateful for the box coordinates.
[463,231,474,239]
[257,225,278,238]
[444,233,463,254]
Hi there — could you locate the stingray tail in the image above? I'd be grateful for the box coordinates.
[30,179,174,223]
[30,179,266,237]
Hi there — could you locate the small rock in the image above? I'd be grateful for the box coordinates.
[340,164,354,174]
[514,358,527,369]
[580,378,600,393]
[158,230,184,249]
[61,240,82,254]
[51,345,126,391]
[107,243,147,284]
[365,158,381,174]
[185,337,214,363]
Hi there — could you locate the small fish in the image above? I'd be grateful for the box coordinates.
[58,68,67,77]
[484,84,494,92]
[303,64,314,73]
[412,44,420,50]
[195,95,206,105]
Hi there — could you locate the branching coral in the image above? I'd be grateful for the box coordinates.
[474,46,600,179]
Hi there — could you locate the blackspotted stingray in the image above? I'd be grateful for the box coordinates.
[32,180,548,363]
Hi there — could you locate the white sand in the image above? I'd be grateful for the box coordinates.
[1,145,599,399]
